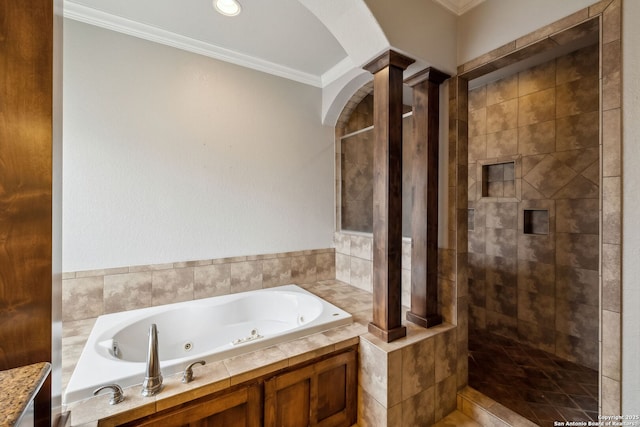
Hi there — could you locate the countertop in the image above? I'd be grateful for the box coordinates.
[0,361,51,426]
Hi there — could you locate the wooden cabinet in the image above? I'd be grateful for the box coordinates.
[110,347,356,427]
[116,384,261,427]
[264,350,357,427]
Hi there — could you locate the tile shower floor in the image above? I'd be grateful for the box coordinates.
[468,330,598,426]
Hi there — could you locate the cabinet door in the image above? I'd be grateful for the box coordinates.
[115,384,261,427]
[264,350,356,427]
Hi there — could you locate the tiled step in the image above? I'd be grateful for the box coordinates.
[433,410,482,427]
[457,387,539,427]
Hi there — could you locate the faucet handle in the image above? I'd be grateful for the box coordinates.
[93,384,125,405]
[182,360,206,383]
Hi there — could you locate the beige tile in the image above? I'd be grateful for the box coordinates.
[350,256,372,292]
[151,268,194,305]
[358,386,391,427]
[402,385,435,427]
[315,251,335,281]
[401,336,435,400]
[518,87,555,127]
[552,147,599,175]
[291,255,317,284]
[468,86,486,111]
[517,291,555,329]
[556,43,598,85]
[486,129,517,158]
[62,318,96,339]
[486,99,517,134]
[602,243,621,313]
[468,135,486,163]
[468,108,486,138]
[359,338,392,407]
[518,60,556,96]
[523,155,576,198]
[485,311,517,340]
[602,310,621,381]
[334,232,351,255]
[193,263,230,298]
[555,331,598,370]
[603,108,622,177]
[155,362,230,411]
[553,175,599,200]
[433,410,482,427]
[484,228,516,258]
[555,111,599,151]
[230,260,262,292]
[556,76,599,119]
[484,202,517,230]
[555,199,599,234]
[556,265,598,307]
[68,384,156,427]
[602,0,621,44]
[601,375,621,416]
[460,398,509,427]
[590,0,614,16]
[223,345,288,386]
[261,257,292,288]
[351,234,373,260]
[555,298,598,340]
[517,260,555,295]
[62,276,104,321]
[335,253,351,283]
[517,320,555,353]
[435,329,456,383]
[276,333,335,366]
[486,74,517,106]
[556,233,599,270]
[435,374,457,421]
[104,272,152,313]
[518,120,555,156]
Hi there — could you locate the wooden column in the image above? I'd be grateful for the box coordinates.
[364,50,414,343]
[0,1,55,425]
[405,67,450,328]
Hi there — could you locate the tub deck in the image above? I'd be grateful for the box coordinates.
[62,280,372,426]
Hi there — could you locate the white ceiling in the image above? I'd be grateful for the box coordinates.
[64,0,350,87]
[64,0,487,89]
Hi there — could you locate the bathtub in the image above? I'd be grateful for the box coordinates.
[64,284,352,404]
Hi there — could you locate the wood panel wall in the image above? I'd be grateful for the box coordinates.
[0,1,54,424]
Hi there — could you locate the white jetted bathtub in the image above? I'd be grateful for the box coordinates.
[64,284,352,404]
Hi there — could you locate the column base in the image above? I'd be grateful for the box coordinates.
[406,311,443,328]
[368,322,407,343]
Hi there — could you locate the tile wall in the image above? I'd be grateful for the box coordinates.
[62,249,335,321]
[339,95,413,236]
[454,0,623,415]
[466,43,600,369]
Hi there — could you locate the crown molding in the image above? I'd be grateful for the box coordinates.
[321,56,356,88]
[432,0,485,16]
[63,1,324,87]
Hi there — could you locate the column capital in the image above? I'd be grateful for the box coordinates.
[364,49,415,74]
[404,67,451,87]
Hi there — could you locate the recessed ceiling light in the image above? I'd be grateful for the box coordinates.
[214,0,242,17]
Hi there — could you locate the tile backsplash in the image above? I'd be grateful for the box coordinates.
[62,249,335,322]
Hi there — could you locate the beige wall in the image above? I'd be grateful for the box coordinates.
[63,19,335,272]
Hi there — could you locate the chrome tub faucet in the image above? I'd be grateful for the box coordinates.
[141,323,163,396]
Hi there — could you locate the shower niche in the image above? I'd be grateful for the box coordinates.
[481,161,515,198]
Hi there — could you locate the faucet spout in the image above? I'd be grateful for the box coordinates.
[141,323,163,396]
